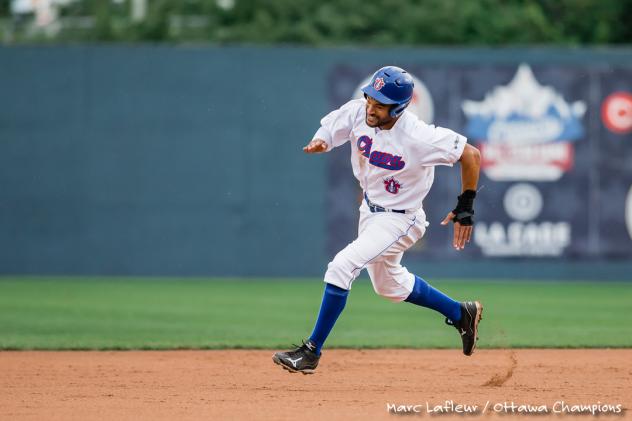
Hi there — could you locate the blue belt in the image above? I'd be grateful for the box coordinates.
[364,193,406,214]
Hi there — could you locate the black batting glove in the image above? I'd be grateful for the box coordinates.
[452,190,476,226]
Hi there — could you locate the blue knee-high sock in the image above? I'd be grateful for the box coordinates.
[308,283,349,355]
[404,275,462,322]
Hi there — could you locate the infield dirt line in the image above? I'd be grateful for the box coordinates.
[1,349,630,421]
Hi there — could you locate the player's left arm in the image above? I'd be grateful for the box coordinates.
[441,143,481,250]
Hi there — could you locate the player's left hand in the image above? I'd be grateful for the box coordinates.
[441,211,473,251]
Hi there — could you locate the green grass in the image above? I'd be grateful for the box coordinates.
[0,277,631,350]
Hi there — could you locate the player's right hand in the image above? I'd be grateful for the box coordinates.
[303,139,328,154]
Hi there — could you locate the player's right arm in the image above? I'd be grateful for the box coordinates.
[303,99,363,155]
[303,139,328,154]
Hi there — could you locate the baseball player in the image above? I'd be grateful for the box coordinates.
[273,66,483,374]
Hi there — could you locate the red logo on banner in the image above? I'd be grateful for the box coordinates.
[602,92,632,134]
[373,77,385,91]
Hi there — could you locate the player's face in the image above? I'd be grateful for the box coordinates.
[365,96,395,128]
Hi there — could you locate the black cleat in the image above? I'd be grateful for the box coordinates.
[445,301,483,356]
[272,339,320,374]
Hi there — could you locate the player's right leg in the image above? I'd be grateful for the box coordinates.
[311,213,419,348]
[272,282,348,374]
[272,212,417,374]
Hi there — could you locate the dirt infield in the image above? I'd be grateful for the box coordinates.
[1,349,630,421]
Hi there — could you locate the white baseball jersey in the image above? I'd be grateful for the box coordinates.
[314,99,467,212]
[314,98,468,300]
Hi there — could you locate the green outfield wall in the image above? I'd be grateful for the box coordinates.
[1,46,631,279]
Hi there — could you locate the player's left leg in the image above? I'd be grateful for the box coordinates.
[367,257,483,356]
[366,215,483,355]
[405,273,483,356]
[366,255,460,323]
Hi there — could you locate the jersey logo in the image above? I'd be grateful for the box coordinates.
[357,135,406,171]
[370,151,405,170]
[373,77,385,91]
[357,135,373,157]
[384,177,402,194]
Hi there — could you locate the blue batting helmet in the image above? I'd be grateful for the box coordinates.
[361,66,414,118]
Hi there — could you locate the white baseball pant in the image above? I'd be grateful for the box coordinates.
[324,201,428,302]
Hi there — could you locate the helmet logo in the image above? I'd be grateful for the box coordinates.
[373,77,385,91]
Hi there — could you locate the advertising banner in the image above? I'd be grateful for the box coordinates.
[326,63,632,261]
